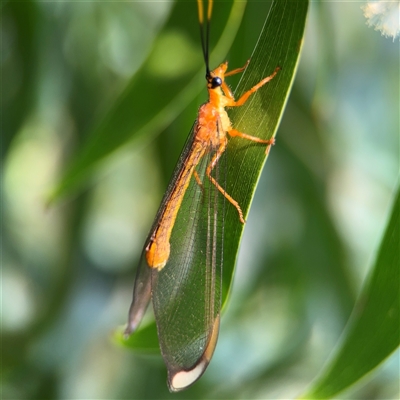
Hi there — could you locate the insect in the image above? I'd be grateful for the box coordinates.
[125,0,280,392]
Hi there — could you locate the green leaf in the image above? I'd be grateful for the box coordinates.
[47,1,246,204]
[113,324,160,354]
[119,0,309,352]
[300,184,400,399]
[220,0,308,306]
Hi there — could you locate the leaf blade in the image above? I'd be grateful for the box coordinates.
[300,183,400,399]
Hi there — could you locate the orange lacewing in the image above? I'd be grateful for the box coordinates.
[125,0,280,391]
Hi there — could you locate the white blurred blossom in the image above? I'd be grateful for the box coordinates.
[362,1,400,40]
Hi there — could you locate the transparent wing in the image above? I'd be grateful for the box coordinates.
[126,121,226,391]
[125,252,152,335]
[152,142,225,391]
[125,127,200,336]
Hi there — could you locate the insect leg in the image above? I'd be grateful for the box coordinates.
[227,66,281,107]
[193,170,206,199]
[193,170,203,187]
[224,59,250,77]
[206,141,246,224]
[220,60,251,101]
[228,129,275,154]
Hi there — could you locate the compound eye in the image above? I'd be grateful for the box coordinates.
[210,77,222,89]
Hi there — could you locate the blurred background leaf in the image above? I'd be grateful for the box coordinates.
[47,1,246,203]
[2,0,398,399]
[300,186,399,399]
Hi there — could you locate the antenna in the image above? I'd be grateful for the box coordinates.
[197,0,213,76]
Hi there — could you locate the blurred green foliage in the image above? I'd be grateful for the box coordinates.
[2,1,398,399]
[301,187,399,399]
